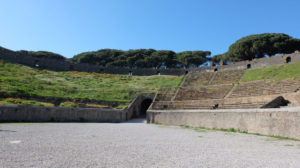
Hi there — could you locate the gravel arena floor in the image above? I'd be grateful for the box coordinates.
[1,119,300,168]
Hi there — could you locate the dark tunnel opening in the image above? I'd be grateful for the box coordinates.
[140,99,153,117]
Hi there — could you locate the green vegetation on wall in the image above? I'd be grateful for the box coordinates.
[0,98,54,107]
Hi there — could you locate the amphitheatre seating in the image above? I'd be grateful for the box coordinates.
[182,72,214,87]
[181,69,244,87]
[229,79,300,98]
[152,69,300,110]
[154,88,177,101]
[151,98,267,110]
[151,100,221,110]
[210,69,245,85]
[175,85,233,101]
[221,102,266,109]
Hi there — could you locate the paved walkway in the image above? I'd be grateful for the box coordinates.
[1,119,300,168]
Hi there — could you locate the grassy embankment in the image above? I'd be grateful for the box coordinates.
[240,61,300,82]
[0,60,183,108]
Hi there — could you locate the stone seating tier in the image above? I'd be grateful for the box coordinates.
[175,85,233,101]
[182,72,214,87]
[154,88,177,101]
[210,70,245,85]
[151,100,266,110]
[181,69,245,87]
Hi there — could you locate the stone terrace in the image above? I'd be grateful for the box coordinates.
[210,70,245,85]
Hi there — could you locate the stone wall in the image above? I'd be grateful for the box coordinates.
[147,107,300,140]
[0,104,126,122]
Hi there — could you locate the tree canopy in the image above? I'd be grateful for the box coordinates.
[10,33,300,68]
[224,33,300,62]
[176,51,211,67]
[210,54,225,64]
[17,50,66,60]
[71,49,211,68]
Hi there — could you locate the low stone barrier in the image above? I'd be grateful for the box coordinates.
[147,107,300,140]
[0,104,126,122]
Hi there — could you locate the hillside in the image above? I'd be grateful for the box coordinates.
[0,61,183,107]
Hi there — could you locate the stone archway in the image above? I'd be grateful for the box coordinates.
[124,95,154,119]
[34,60,40,68]
[286,57,291,63]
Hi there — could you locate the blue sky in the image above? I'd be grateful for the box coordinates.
[0,0,299,58]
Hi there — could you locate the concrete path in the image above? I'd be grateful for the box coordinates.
[1,119,300,168]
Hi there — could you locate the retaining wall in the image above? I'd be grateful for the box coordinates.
[147,107,300,140]
[0,104,126,122]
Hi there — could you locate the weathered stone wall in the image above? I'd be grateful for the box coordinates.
[147,107,300,140]
[0,104,126,122]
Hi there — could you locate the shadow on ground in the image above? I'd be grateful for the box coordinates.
[124,118,146,123]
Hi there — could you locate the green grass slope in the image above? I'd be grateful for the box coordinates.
[240,61,300,82]
[0,60,183,104]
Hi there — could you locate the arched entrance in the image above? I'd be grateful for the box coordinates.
[286,57,291,63]
[156,71,160,76]
[34,60,40,68]
[125,95,155,120]
[140,98,152,117]
[247,64,251,69]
